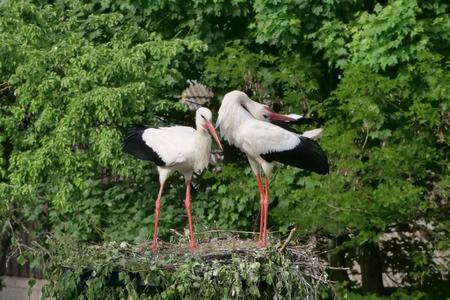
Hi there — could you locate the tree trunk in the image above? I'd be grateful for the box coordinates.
[327,237,350,282]
[359,242,383,293]
[0,220,12,275]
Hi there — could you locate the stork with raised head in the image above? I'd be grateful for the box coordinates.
[217,91,329,247]
[123,107,223,251]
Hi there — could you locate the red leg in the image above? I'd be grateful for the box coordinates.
[151,183,165,251]
[256,174,265,244]
[185,179,196,250]
[261,175,270,247]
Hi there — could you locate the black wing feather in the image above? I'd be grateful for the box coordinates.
[270,117,323,134]
[123,125,165,166]
[261,136,329,174]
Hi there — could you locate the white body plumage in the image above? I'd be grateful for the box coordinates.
[142,125,212,181]
[123,107,223,251]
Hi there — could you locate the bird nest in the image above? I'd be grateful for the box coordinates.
[41,231,331,299]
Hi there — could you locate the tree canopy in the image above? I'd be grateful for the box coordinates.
[1,0,449,298]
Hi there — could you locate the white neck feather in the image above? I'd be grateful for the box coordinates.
[217,91,254,143]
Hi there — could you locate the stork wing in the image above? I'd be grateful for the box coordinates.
[270,114,324,134]
[239,121,300,155]
[239,121,329,174]
[124,125,196,166]
[301,128,323,141]
[261,136,329,174]
[123,125,165,165]
[142,126,197,166]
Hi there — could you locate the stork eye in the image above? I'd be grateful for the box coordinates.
[201,115,206,119]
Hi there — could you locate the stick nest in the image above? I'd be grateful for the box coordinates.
[43,231,331,299]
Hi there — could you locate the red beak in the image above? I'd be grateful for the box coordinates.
[204,120,224,151]
[264,107,297,122]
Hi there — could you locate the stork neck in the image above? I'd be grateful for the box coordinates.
[217,91,258,145]
[194,113,208,136]
[219,96,253,128]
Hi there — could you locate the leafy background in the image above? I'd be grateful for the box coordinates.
[0,0,449,298]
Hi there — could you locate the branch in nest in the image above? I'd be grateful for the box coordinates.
[169,229,183,237]
[278,226,297,253]
[196,229,257,235]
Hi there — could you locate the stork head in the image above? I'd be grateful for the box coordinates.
[216,90,297,136]
[262,106,299,122]
[196,107,223,151]
[242,97,297,122]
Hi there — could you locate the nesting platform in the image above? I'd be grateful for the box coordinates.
[41,232,331,299]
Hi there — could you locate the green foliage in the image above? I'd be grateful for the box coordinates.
[40,236,328,299]
[0,0,207,241]
[204,43,277,98]
[1,0,449,298]
[251,0,363,48]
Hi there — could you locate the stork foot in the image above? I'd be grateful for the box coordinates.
[257,241,267,248]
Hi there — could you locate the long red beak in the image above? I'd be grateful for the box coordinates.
[204,120,224,151]
[265,107,297,122]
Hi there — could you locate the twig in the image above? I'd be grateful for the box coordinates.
[169,229,183,237]
[360,122,370,153]
[278,226,297,253]
[326,266,350,270]
[196,229,258,235]
[31,240,52,257]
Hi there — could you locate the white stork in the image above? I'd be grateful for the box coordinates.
[217,91,329,246]
[123,107,223,251]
